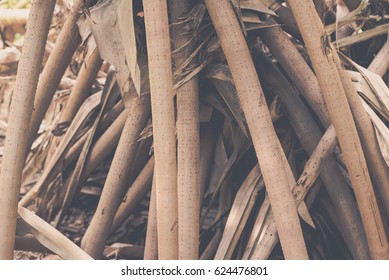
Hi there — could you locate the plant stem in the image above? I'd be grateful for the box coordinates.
[260,25,330,126]
[254,49,370,259]
[81,94,150,258]
[81,109,127,180]
[144,176,158,260]
[111,156,154,233]
[59,48,103,124]
[27,0,87,153]
[0,0,56,260]
[170,0,201,260]
[143,0,179,259]
[204,0,308,259]
[288,0,389,259]
[336,60,389,225]
[368,35,389,77]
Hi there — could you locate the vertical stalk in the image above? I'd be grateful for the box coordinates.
[27,0,87,152]
[0,0,56,259]
[204,0,308,259]
[143,0,178,259]
[170,0,200,260]
[144,176,158,260]
[287,0,389,259]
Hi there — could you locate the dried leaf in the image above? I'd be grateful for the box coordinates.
[345,58,389,121]
[334,23,389,48]
[241,10,262,24]
[215,165,263,259]
[19,91,102,207]
[115,0,140,95]
[87,1,128,74]
[362,100,389,168]
[204,64,249,136]
[104,242,144,259]
[53,71,118,226]
[17,206,92,260]
[241,0,276,16]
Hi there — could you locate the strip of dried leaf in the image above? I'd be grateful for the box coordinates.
[19,92,102,207]
[17,206,92,260]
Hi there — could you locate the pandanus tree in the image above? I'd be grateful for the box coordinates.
[0,0,388,260]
